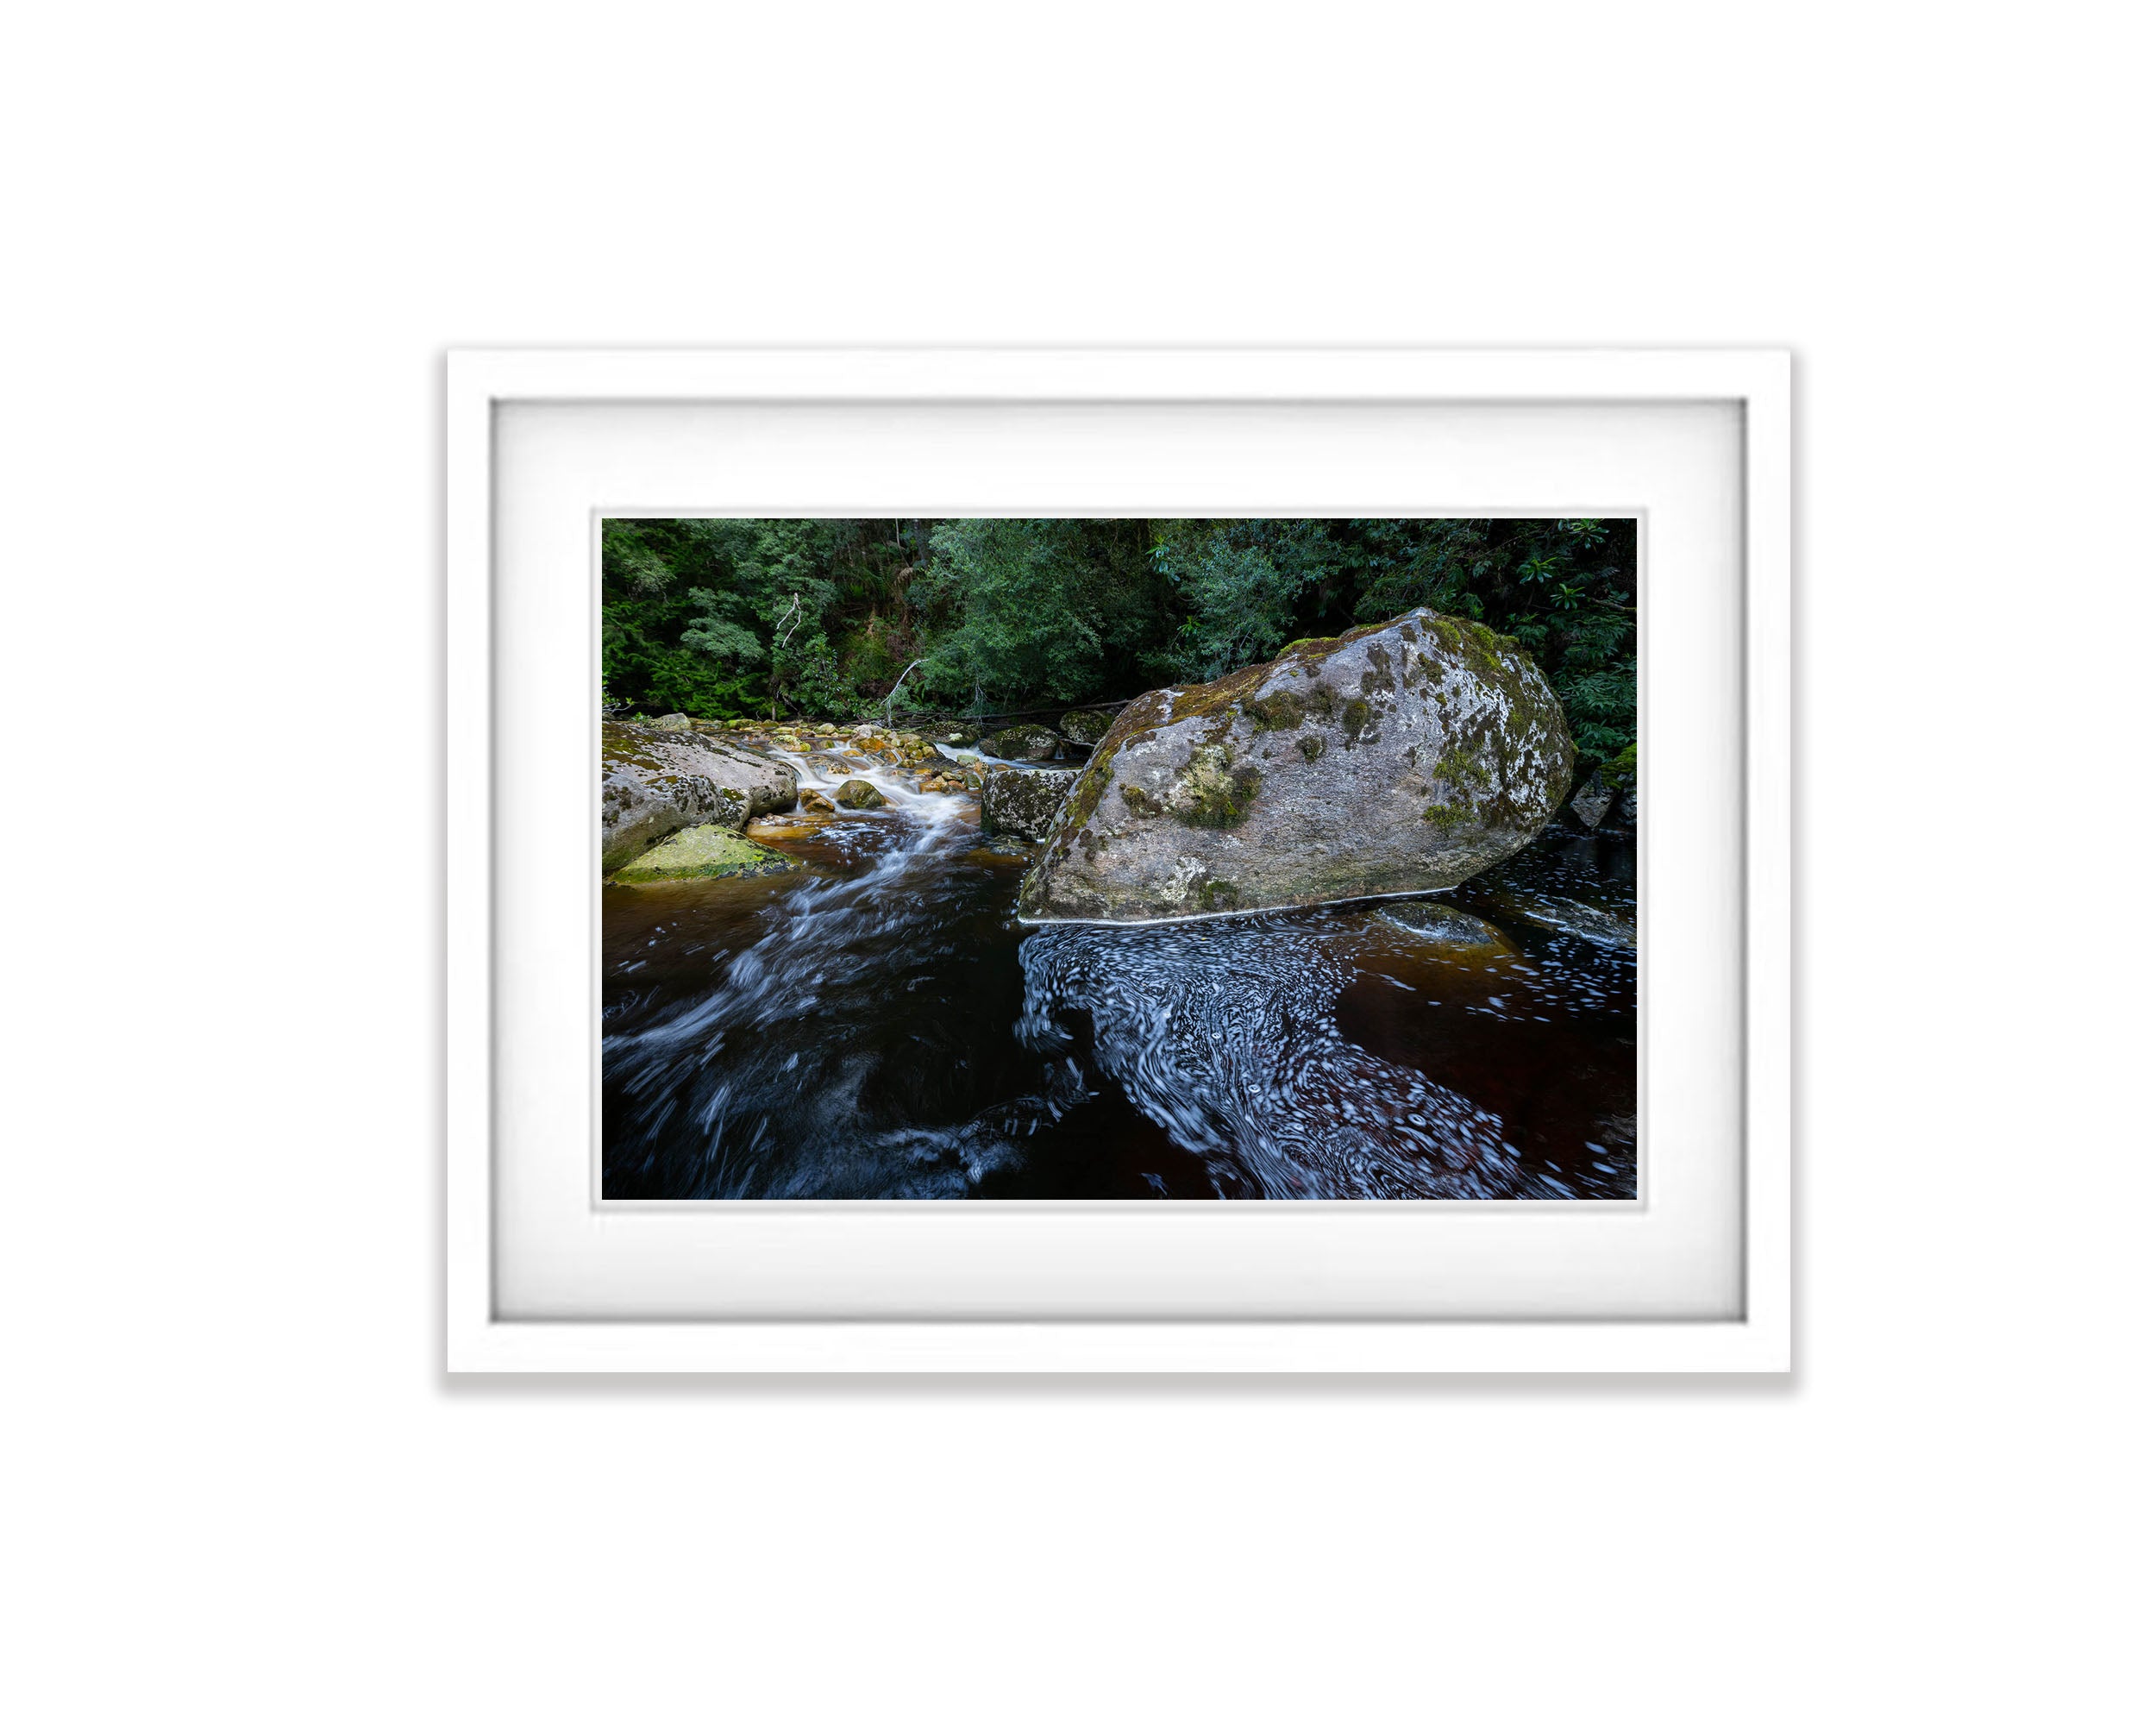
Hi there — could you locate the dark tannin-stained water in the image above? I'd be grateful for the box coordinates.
[604,744,1636,1200]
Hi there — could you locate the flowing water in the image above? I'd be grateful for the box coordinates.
[603,740,1637,1200]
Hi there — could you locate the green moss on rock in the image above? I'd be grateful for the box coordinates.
[612,826,803,882]
[1172,746,1263,828]
[1426,743,1493,790]
[1166,660,1272,724]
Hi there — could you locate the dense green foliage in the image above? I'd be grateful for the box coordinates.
[602,517,1636,765]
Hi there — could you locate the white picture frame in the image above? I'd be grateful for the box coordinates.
[448,348,1789,1373]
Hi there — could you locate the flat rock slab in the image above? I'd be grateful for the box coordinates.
[611,825,803,882]
[601,721,799,872]
[1018,608,1574,923]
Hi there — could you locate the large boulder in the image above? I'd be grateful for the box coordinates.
[601,721,798,873]
[981,768,1078,842]
[834,778,887,809]
[1016,610,1574,922]
[981,722,1063,762]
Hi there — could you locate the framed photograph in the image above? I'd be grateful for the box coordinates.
[448,348,1789,1371]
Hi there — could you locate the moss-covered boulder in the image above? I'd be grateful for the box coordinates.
[611,825,803,882]
[1016,609,1574,923]
[600,721,799,873]
[981,768,1078,842]
[834,778,887,809]
[1060,708,1117,747]
[981,722,1063,762]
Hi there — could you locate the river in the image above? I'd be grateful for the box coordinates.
[603,738,1637,1200]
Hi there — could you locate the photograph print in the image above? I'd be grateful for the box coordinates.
[600,518,1638,1201]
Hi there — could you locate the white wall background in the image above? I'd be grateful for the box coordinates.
[3,4,2146,1721]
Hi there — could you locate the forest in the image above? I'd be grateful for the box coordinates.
[602,518,1638,771]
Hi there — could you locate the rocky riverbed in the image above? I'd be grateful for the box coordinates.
[601,709,1636,1200]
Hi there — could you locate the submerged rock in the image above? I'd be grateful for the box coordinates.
[981,722,1063,762]
[981,768,1079,842]
[835,778,887,809]
[601,721,799,873]
[1374,900,1519,957]
[799,789,836,813]
[1482,887,1636,949]
[1060,708,1117,747]
[1017,609,1574,923]
[611,825,803,881]
[968,833,1040,864]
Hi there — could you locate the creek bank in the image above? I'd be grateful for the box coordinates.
[1017,608,1575,923]
[601,720,799,873]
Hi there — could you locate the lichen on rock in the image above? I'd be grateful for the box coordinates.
[600,720,799,873]
[1015,608,1574,924]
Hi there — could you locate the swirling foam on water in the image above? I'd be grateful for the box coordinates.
[1016,912,1564,1198]
[604,744,1081,1197]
